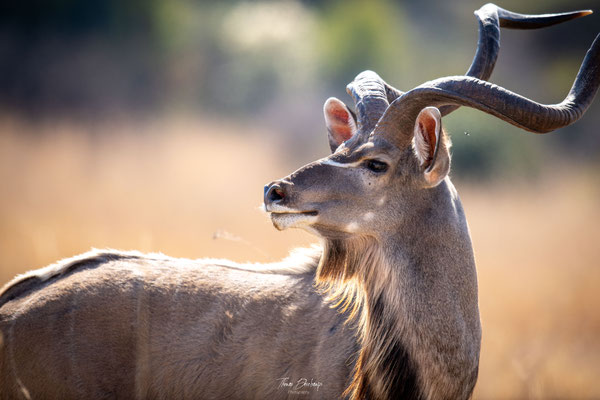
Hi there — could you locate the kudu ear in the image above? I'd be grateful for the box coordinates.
[413,107,451,187]
[324,97,358,153]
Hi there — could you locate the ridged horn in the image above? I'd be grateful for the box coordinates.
[384,4,591,108]
[375,34,600,146]
[346,4,592,136]
[346,70,389,134]
[439,3,592,115]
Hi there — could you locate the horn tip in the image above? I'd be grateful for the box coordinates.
[577,10,593,17]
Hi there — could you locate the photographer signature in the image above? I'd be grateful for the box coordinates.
[277,377,323,393]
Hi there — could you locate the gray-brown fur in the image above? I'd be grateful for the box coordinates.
[0,249,358,399]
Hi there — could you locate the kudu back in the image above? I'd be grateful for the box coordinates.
[1,4,598,400]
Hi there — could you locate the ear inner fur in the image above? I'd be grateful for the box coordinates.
[324,98,358,149]
[424,119,437,165]
[425,122,441,174]
[414,108,440,168]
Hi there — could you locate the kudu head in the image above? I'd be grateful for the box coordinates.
[264,4,599,284]
[264,69,449,238]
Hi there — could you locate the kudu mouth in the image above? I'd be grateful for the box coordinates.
[263,183,319,230]
[267,209,319,231]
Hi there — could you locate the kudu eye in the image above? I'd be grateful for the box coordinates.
[364,159,388,173]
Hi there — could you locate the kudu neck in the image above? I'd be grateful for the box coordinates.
[334,178,480,400]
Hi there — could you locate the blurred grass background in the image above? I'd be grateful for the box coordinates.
[0,0,599,398]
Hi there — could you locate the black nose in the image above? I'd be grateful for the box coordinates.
[264,183,285,205]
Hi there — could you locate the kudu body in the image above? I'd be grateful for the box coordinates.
[1,4,598,400]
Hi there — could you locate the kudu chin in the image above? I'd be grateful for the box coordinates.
[2,4,598,400]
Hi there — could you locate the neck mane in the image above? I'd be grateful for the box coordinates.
[317,236,423,399]
[316,213,479,400]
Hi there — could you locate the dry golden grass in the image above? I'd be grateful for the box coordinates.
[462,176,600,399]
[0,117,598,399]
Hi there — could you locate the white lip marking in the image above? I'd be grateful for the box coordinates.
[271,213,318,230]
[265,203,301,213]
[363,212,375,221]
[321,159,362,169]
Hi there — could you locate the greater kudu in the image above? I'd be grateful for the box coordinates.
[1,4,598,400]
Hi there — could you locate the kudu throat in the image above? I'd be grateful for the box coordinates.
[316,235,426,399]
